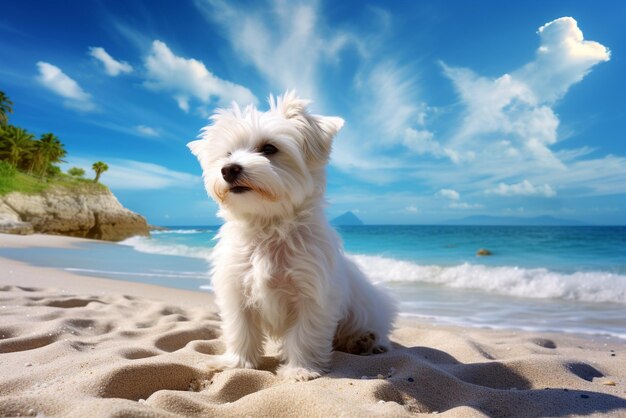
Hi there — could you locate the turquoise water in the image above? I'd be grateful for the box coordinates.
[340,225,626,274]
[1,225,625,338]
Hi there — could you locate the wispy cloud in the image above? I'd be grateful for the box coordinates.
[355,62,426,139]
[449,202,484,210]
[194,0,360,102]
[486,180,556,197]
[143,40,257,112]
[64,157,199,190]
[35,62,95,111]
[533,155,626,197]
[136,125,160,137]
[0,20,26,36]
[89,46,133,76]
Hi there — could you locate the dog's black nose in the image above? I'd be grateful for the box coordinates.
[221,163,243,183]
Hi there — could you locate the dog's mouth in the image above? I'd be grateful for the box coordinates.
[230,186,252,194]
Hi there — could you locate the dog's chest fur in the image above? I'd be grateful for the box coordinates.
[224,222,326,335]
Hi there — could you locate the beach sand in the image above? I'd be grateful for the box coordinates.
[1,234,625,417]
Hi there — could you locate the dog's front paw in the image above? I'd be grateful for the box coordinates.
[202,353,258,371]
[277,365,322,382]
[344,332,391,355]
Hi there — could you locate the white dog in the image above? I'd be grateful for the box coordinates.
[188,91,396,381]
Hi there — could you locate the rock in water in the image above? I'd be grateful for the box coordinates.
[476,248,493,256]
[0,188,149,241]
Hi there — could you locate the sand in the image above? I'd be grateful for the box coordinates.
[0,234,625,417]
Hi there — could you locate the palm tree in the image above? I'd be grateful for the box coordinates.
[27,141,44,175]
[0,91,13,127]
[35,133,66,177]
[92,161,108,183]
[0,125,34,167]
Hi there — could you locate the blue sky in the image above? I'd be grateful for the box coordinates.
[1,0,625,225]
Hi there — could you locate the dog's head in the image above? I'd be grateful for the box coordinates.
[188,91,344,220]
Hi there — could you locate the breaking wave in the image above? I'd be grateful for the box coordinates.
[349,254,626,305]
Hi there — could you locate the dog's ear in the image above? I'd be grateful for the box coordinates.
[315,116,344,142]
[271,91,344,162]
[302,115,344,163]
[187,139,211,172]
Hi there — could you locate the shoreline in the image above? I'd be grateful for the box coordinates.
[1,233,625,416]
[0,234,214,308]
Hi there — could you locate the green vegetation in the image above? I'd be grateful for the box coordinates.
[0,90,109,195]
[0,160,107,196]
[68,167,85,178]
[0,160,48,195]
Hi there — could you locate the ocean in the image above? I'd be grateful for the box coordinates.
[2,225,625,339]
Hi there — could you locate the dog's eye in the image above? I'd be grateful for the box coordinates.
[226,151,232,157]
[260,144,278,156]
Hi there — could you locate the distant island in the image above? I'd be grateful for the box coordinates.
[330,211,364,226]
[445,215,588,226]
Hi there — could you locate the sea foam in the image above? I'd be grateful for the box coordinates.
[350,254,626,305]
[65,267,210,280]
[151,229,208,235]
[119,236,214,260]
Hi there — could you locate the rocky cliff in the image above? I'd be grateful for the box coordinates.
[0,187,149,241]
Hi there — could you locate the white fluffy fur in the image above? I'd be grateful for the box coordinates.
[188,91,396,381]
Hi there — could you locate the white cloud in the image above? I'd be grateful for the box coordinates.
[35,62,95,111]
[436,188,460,200]
[136,125,160,137]
[442,65,563,168]
[143,40,257,112]
[486,180,556,197]
[404,205,419,213]
[64,158,200,190]
[515,17,611,103]
[89,47,133,76]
